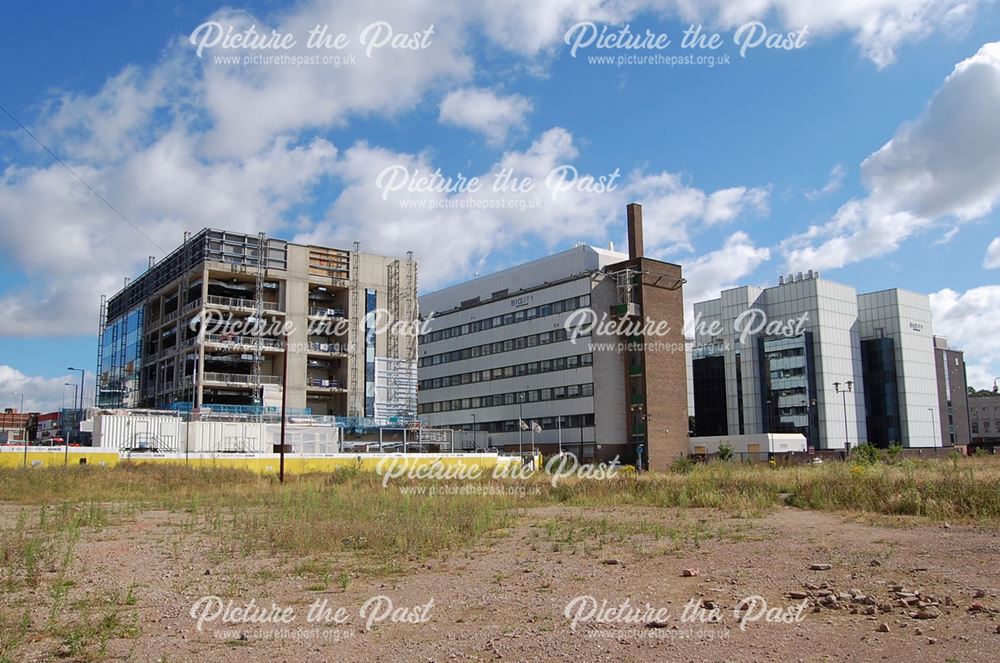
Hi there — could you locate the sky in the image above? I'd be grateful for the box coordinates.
[0,0,999,412]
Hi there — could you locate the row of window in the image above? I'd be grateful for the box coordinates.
[418,327,584,367]
[973,421,1000,433]
[418,383,595,414]
[765,347,805,360]
[460,413,596,434]
[769,367,806,379]
[419,353,594,391]
[421,294,591,345]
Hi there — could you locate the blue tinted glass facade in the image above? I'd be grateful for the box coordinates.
[98,306,144,408]
[861,337,902,448]
[758,333,817,445]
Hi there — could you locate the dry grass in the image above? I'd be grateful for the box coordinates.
[2,456,1000,661]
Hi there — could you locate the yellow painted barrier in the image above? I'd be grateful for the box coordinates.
[0,447,517,475]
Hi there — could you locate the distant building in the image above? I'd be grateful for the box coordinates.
[418,204,689,470]
[0,409,30,444]
[970,392,1000,447]
[691,274,943,450]
[933,336,971,446]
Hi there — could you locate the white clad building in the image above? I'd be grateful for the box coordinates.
[417,245,627,461]
[691,272,945,450]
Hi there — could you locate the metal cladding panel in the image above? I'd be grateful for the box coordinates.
[420,245,627,314]
[93,414,184,451]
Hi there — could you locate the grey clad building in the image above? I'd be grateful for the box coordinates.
[933,336,971,446]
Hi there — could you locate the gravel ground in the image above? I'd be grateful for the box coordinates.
[5,504,1000,662]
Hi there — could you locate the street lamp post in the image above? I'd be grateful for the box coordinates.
[557,415,563,455]
[67,367,85,413]
[928,407,938,447]
[64,383,78,459]
[833,381,853,456]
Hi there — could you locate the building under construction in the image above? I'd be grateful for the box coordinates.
[97,229,418,423]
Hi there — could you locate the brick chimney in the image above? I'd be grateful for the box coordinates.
[626,203,644,260]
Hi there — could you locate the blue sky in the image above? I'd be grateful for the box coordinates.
[1,0,999,410]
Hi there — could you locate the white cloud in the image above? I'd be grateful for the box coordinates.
[804,163,846,200]
[474,0,979,67]
[783,41,1000,271]
[3,0,972,340]
[438,87,533,144]
[294,128,769,290]
[679,231,772,307]
[0,127,337,335]
[985,237,1000,269]
[0,365,89,413]
[194,3,473,157]
[929,286,1000,391]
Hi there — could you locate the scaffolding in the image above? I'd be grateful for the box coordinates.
[386,259,401,360]
[405,250,417,362]
[251,232,266,422]
[95,294,107,406]
[348,241,361,417]
[375,357,418,422]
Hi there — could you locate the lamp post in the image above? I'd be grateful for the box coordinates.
[928,407,938,447]
[64,383,78,450]
[67,367,85,414]
[833,381,853,456]
[557,415,563,455]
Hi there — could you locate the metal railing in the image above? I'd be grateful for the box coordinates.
[204,333,282,349]
[201,372,282,386]
[307,342,348,354]
[307,378,343,389]
[309,306,346,318]
[205,295,283,312]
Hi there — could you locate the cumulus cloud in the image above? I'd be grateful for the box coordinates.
[474,0,979,67]
[0,0,978,342]
[294,128,769,289]
[985,237,1000,269]
[784,41,1000,271]
[438,87,533,144]
[930,286,1000,390]
[0,125,338,334]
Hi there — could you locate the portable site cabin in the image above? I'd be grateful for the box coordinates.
[689,433,807,460]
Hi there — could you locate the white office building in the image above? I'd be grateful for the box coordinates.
[690,272,943,449]
[417,245,626,461]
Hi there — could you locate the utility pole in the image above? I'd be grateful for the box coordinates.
[14,392,25,467]
[64,383,77,465]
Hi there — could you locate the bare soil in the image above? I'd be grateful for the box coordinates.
[6,504,1000,662]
